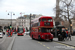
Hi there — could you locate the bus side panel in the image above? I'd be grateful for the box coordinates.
[35,28,39,39]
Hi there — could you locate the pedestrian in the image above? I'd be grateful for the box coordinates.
[51,30,55,37]
[62,30,66,41]
[8,29,11,37]
[57,29,61,37]
[66,30,68,40]
[57,29,61,41]
[67,31,71,41]
[6,29,9,37]
[9,28,13,37]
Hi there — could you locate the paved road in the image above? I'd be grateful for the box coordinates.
[12,35,75,50]
[0,34,15,50]
[0,35,6,42]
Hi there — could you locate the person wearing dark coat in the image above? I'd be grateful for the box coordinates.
[57,29,61,41]
[57,29,61,37]
[62,30,66,41]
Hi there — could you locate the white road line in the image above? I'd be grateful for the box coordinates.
[0,35,6,44]
[43,45,45,47]
[47,47,50,49]
[38,42,40,43]
[55,42,75,49]
[40,43,42,45]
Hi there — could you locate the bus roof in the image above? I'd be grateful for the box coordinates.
[40,16,52,19]
[31,16,52,22]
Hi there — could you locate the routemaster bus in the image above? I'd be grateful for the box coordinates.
[16,26,25,36]
[30,16,54,41]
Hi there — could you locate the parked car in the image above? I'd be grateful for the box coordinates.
[25,31,30,35]
[0,32,3,38]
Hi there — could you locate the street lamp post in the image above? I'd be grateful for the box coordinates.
[8,12,15,26]
[30,14,31,36]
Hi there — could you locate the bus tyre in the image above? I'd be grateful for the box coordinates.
[32,35,34,39]
[22,35,24,36]
[50,39,53,41]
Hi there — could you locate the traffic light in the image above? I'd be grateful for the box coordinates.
[10,25,12,29]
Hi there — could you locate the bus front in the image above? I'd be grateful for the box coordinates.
[39,28,53,41]
[39,16,54,41]
[17,26,24,36]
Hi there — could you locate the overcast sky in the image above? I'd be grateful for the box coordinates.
[0,0,56,19]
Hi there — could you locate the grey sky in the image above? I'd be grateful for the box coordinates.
[0,0,56,19]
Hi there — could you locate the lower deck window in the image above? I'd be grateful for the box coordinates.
[41,28,51,33]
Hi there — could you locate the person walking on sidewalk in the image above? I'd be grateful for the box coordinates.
[9,28,13,37]
[6,29,9,37]
[65,30,68,40]
[62,30,66,41]
[57,29,61,41]
[67,31,71,41]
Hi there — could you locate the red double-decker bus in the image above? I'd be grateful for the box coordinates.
[30,16,54,41]
[16,26,25,36]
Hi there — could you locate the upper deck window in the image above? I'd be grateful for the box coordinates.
[48,19,52,22]
[42,18,46,21]
[39,19,41,22]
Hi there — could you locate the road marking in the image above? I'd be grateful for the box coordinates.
[38,42,50,49]
[7,36,16,50]
[38,42,40,43]
[43,45,45,47]
[71,47,75,49]
[40,43,42,45]
[55,42,75,49]
[0,35,6,44]
[56,42,69,46]
[47,47,50,49]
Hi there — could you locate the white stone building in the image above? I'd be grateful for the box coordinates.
[0,19,16,28]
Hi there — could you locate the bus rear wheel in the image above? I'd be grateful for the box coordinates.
[32,35,34,39]
[50,39,53,42]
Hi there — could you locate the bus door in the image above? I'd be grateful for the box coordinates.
[35,28,38,39]
[38,28,41,35]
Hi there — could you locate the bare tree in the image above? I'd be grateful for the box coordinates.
[54,0,75,34]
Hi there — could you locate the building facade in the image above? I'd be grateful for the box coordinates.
[71,19,75,30]
[0,19,16,29]
[16,14,42,30]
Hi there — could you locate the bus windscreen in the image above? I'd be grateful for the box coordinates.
[18,28,23,33]
[41,28,51,33]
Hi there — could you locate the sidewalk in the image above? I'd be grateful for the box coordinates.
[53,36,75,47]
